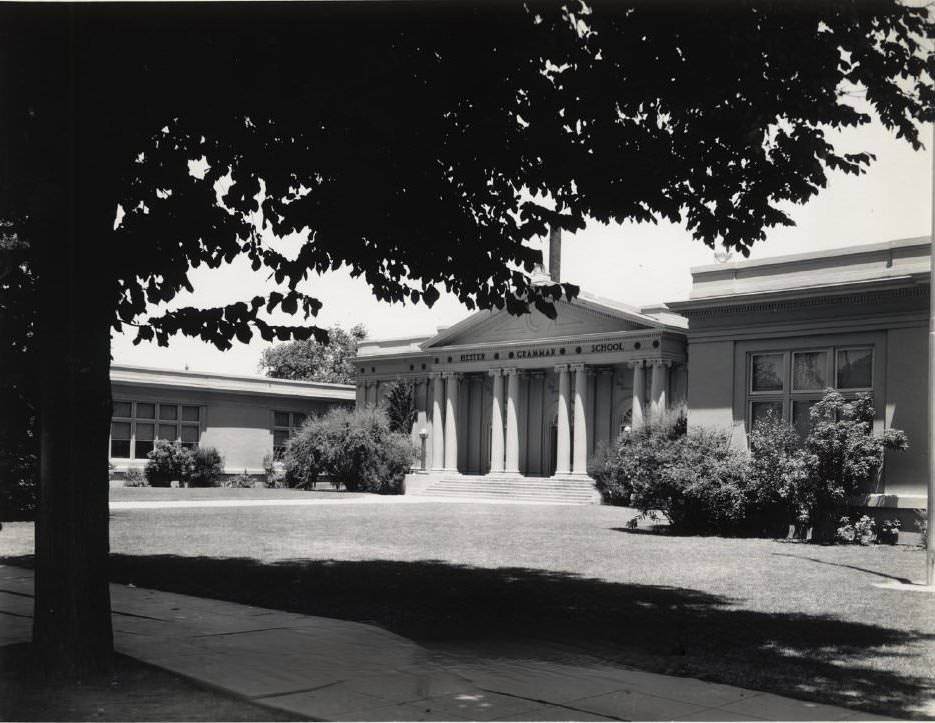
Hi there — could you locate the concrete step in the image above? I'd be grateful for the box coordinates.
[414,474,600,505]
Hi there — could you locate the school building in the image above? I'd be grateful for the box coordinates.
[354,236,931,511]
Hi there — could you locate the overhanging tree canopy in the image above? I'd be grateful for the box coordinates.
[1,0,931,676]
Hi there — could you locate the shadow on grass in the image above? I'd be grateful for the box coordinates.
[771,551,915,585]
[3,553,933,719]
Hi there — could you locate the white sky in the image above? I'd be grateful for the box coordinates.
[112,118,934,376]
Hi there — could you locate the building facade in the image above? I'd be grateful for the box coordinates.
[109,365,355,475]
[355,236,931,513]
[668,236,931,513]
[355,294,690,479]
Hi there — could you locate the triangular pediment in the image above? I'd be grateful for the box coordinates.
[424,298,658,348]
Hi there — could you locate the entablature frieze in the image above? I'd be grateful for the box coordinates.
[353,328,687,381]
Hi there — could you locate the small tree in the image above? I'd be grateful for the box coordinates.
[802,391,908,540]
[383,380,417,434]
[259,324,367,384]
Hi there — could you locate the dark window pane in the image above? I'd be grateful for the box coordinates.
[111,421,131,439]
[751,401,784,426]
[792,400,818,440]
[110,439,130,458]
[752,354,784,392]
[113,401,132,418]
[137,402,155,419]
[158,424,178,440]
[182,405,200,422]
[293,413,307,427]
[837,348,873,389]
[159,404,178,421]
[273,429,290,448]
[792,351,829,391]
[135,441,154,459]
[136,423,154,441]
[180,425,199,444]
[274,411,290,428]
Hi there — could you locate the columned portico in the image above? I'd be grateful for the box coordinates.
[353,296,688,488]
[430,373,445,471]
[504,368,521,475]
[554,364,571,475]
[630,361,646,429]
[571,363,589,476]
[443,372,461,472]
[488,368,505,473]
[650,360,671,420]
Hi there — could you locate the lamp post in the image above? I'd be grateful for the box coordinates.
[419,428,428,472]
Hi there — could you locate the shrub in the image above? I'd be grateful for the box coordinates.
[801,392,907,540]
[284,406,417,494]
[877,518,901,545]
[223,470,257,488]
[188,447,224,487]
[747,412,810,537]
[590,418,752,535]
[145,440,194,487]
[835,515,876,545]
[283,418,325,489]
[124,468,147,487]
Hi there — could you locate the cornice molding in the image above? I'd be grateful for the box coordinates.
[681,284,928,321]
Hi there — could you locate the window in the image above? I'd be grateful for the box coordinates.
[272,411,307,459]
[111,401,201,459]
[746,346,873,439]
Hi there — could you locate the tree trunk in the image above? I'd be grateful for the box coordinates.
[32,217,116,677]
[30,68,118,673]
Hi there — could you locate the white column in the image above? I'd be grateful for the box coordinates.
[650,360,670,419]
[431,373,445,471]
[554,364,571,475]
[443,373,461,472]
[630,361,646,429]
[355,382,366,406]
[504,368,521,475]
[572,364,589,476]
[488,369,505,474]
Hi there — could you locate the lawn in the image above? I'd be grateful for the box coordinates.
[108,486,368,502]
[1,496,932,719]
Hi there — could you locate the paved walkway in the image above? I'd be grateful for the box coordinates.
[0,566,893,722]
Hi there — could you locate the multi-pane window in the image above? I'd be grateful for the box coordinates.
[111,401,201,459]
[272,411,307,459]
[748,346,873,439]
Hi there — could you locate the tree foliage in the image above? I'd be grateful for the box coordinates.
[259,323,366,384]
[1,0,932,675]
[4,2,933,350]
[383,380,418,434]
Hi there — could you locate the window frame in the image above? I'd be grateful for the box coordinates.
[745,344,873,437]
[110,400,201,459]
[835,346,874,392]
[272,410,308,459]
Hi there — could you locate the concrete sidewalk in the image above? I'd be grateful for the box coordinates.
[0,565,893,722]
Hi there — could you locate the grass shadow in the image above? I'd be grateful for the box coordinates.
[2,553,933,719]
